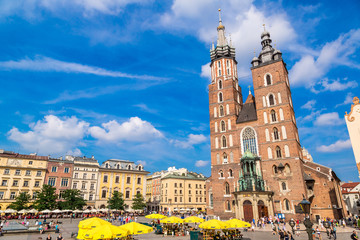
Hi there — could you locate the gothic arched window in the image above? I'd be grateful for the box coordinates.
[276,146,282,158]
[221,120,226,132]
[269,94,275,106]
[229,169,233,177]
[219,170,224,178]
[222,136,227,148]
[273,127,279,140]
[282,182,287,190]
[266,75,272,86]
[116,164,120,169]
[218,92,223,102]
[219,105,224,116]
[284,199,290,211]
[223,153,228,164]
[225,182,230,195]
[271,110,277,122]
[218,80,223,89]
[242,127,258,155]
[273,165,278,174]
[226,200,231,210]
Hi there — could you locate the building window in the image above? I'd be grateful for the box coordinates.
[105,163,109,168]
[225,182,230,195]
[219,105,224,117]
[271,110,277,122]
[242,127,258,155]
[125,191,130,199]
[26,170,31,176]
[10,192,16,200]
[218,80,223,89]
[34,181,40,187]
[175,183,177,188]
[229,169,233,177]
[218,61,222,76]
[136,190,140,195]
[189,197,191,202]
[13,180,19,186]
[218,92,223,102]
[61,178,69,187]
[0,192,4,199]
[273,165,278,174]
[226,60,230,75]
[282,182,287,190]
[32,192,37,199]
[219,170,224,178]
[180,183,182,187]
[82,182,86,190]
[226,200,231,210]
[266,74,272,86]
[276,146,282,158]
[174,197,177,202]
[175,189,177,194]
[15,169,21,175]
[48,178,56,186]
[51,166,57,172]
[64,167,69,173]
[128,165,131,170]
[1,180,7,186]
[284,199,290,211]
[115,176,120,183]
[189,184,191,188]
[72,182,77,189]
[137,177,141,184]
[103,175,108,183]
[4,169,9,175]
[92,174,96,179]
[269,94,275,106]
[223,153,228,164]
[90,183,95,190]
[127,177,131,184]
[221,120,226,132]
[102,189,107,198]
[23,181,29,187]
[273,127,279,140]
[89,194,93,201]
[83,173,87,179]
[36,171,42,177]
[29,161,33,165]
[74,173,78,179]
[222,136,227,148]
[116,164,120,169]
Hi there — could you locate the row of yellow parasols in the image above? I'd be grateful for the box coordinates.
[145,214,250,229]
[77,217,153,240]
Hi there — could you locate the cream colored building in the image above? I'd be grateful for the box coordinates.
[96,159,149,211]
[0,150,48,210]
[69,156,99,208]
[160,170,207,212]
[345,97,360,178]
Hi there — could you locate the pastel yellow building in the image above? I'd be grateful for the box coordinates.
[160,171,207,212]
[0,150,48,210]
[96,159,149,211]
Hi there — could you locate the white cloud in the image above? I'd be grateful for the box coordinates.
[317,139,352,152]
[0,55,166,81]
[200,63,211,80]
[195,160,209,167]
[66,148,82,156]
[159,1,296,77]
[290,29,360,88]
[89,117,163,142]
[314,112,343,126]
[171,134,207,149]
[301,100,316,110]
[133,104,158,114]
[8,115,89,155]
[336,92,354,108]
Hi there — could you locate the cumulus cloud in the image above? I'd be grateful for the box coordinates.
[317,139,352,152]
[8,115,89,155]
[89,117,163,142]
[290,29,360,89]
[200,63,211,80]
[301,100,316,110]
[171,134,207,149]
[314,112,343,126]
[0,55,166,81]
[195,160,209,167]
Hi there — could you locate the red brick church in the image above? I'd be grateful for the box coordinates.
[205,10,346,222]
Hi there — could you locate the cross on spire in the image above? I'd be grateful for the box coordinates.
[263,23,266,31]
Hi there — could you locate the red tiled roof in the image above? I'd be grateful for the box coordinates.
[0,153,48,160]
[341,182,360,188]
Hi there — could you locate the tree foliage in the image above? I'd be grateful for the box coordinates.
[33,185,58,211]
[9,192,31,211]
[132,193,146,210]
[58,189,86,210]
[107,191,125,210]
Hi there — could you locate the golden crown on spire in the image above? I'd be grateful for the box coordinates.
[217,8,225,30]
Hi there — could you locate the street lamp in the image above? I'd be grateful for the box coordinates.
[289,219,295,234]
[299,196,313,240]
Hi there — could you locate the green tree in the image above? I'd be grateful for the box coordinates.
[58,189,86,210]
[33,185,58,211]
[8,192,31,211]
[132,193,146,210]
[107,191,125,210]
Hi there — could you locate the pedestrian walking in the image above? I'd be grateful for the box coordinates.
[351,230,359,240]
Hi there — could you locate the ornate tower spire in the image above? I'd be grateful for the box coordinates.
[217,9,227,47]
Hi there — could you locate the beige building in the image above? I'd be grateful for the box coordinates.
[96,159,148,211]
[345,96,360,178]
[160,170,207,212]
[0,150,48,210]
[69,156,99,208]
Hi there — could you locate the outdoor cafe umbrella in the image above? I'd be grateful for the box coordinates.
[160,216,184,224]
[145,213,167,219]
[199,219,229,230]
[4,209,17,214]
[83,224,128,240]
[41,209,51,214]
[184,216,205,223]
[83,209,91,214]
[18,209,28,214]
[52,209,62,214]
[90,209,98,213]
[74,209,83,213]
[119,222,153,235]
[225,219,251,228]
[77,217,112,239]
[28,209,38,214]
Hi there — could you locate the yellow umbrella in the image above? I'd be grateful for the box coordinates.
[160,216,184,224]
[77,217,112,239]
[145,213,167,219]
[199,219,229,229]
[119,222,153,235]
[83,224,128,239]
[225,219,251,228]
[184,216,205,223]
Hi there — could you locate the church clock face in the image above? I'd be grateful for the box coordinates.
[7,158,22,166]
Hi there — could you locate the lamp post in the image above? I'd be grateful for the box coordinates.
[289,219,295,235]
[299,196,312,240]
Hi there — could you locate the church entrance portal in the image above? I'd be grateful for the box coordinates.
[243,200,253,222]
[257,200,268,218]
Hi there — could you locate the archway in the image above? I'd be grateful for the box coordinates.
[257,200,268,218]
[100,204,106,209]
[243,200,253,222]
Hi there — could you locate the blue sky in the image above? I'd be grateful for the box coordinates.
[0,0,359,181]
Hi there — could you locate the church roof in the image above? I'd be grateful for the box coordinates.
[236,100,257,124]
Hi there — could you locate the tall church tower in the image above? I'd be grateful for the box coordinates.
[207,10,243,219]
[250,28,307,218]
